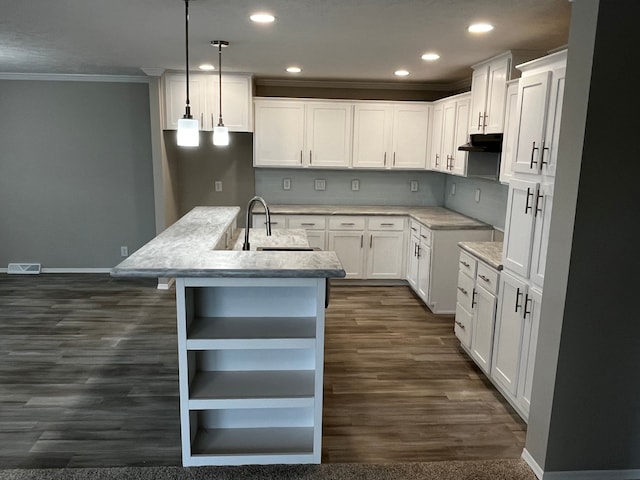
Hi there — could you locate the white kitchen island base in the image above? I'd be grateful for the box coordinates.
[175,276,327,466]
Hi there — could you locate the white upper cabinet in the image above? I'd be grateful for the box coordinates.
[163,72,252,132]
[353,102,429,170]
[429,103,445,170]
[254,100,306,167]
[305,102,353,168]
[431,92,470,175]
[468,52,512,135]
[499,80,520,184]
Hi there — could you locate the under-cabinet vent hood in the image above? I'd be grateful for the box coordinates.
[458,133,503,153]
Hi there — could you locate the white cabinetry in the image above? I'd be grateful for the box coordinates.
[390,103,430,169]
[254,99,352,168]
[176,276,326,466]
[499,80,520,184]
[164,73,252,132]
[327,217,366,278]
[352,103,392,168]
[288,215,327,251]
[429,93,470,175]
[468,52,512,135]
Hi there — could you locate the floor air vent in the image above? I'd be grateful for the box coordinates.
[7,263,42,274]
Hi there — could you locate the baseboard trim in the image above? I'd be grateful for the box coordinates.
[329,279,408,287]
[522,449,544,479]
[543,469,640,479]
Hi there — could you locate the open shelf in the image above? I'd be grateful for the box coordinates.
[191,426,314,456]
[189,370,315,409]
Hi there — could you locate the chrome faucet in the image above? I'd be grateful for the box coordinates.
[243,196,271,250]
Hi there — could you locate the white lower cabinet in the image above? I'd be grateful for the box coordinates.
[328,230,366,278]
[490,270,541,421]
[470,283,498,374]
[176,277,326,466]
[288,215,327,251]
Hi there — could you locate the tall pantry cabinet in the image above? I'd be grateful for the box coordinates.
[491,50,567,421]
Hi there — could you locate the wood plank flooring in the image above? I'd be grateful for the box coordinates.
[0,274,525,468]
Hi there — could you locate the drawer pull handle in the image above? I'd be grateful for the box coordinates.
[455,320,465,330]
[411,227,417,232]
[471,288,477,308]
[300,223,315,226]
[341,222,355,226]
[380,223,395,226]
[457,286,468,296]
[420,234,428,239]
[460,260,470,268]
[479,274,490,283]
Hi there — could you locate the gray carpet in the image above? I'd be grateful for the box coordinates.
[0,460,537,480]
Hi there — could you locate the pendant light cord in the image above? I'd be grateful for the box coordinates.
[184,0,192,118]
[217,43,223,126]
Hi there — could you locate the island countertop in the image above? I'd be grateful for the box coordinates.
[110,206,345,279]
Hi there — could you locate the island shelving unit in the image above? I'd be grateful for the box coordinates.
[111,206,345,466]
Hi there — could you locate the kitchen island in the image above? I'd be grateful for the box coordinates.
[111,206,345,466]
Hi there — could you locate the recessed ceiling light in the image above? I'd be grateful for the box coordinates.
[250,13,275,23]
[421,52,440,61]
[468,23,494,33]
[394,69,410,77]
[286,66,302,73]
[199,64,215,71]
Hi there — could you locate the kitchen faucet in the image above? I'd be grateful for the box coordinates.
[242,196,271,250]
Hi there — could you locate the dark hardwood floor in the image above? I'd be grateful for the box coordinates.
[0,274,525,468]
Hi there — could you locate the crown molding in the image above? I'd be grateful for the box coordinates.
[0,72,149,83]
[254,77,470,92]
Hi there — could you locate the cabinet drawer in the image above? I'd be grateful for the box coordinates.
[409,219,421,236]
[288,215,326,230]
[418,226,432,246]
[458,250,478,278]
[252,214,286,229]
[368,217,405,231]
[455,302,472,348]
[328,216,366,230]
[456,271,475,312]
[476,262,499,295]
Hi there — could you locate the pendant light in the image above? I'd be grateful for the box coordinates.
[176,0,199,147]
[211,40,229,146]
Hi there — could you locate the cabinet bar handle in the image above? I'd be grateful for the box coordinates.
[540,141,550,167]
[515,288,523,312]
[416,244,420,258]
[300,223,315,226]
[477,112,483,130]
[360,234,363,248]
[457,286,468,296]
[309,150,312,164]
[435,154,440,168]
[381,223,395,226]
[201,112,204,125]
[524,294,532,319]
[414,242,418,256]
[340,222,355,226]
[393,152,396,166]
[525,188,534,214]
[535,190,544,217]
[370,235,373,248]
[530,141,539,169]
[483,112,488,129]
[460,260,470,268]
[455,320,465,330]
[300,150,303,164]
[384,152,387,166]
[211,113,214,129]
[472,288,477,308]
[479,274,490,283]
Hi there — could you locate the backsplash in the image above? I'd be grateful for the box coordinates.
[255,169,445,206]
[443,175,509,229]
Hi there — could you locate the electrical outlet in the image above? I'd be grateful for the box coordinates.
[451,183,456,195]
[314,179,326,191]
[120,246,129,257]
[351,179,360,191]
[475,188,481,202]
[410,180,419,192]
[214,181,223,192]
[283,178,291,190]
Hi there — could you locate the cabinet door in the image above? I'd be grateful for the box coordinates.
[499,81,520,184]
[254,100,305,167]
[485,59,509,133]
[513,71,552,174]
[441,100,457,172]
[352,103,393,168]
[367,231,405,279]
[391,104,429,169]
[471,284,498,374]
[541,68,566,178]
[328,231,365,279]
[429,103,445,170]
[450,97,470,176]
[468,65,489,135]
[406,235,419,289]
[455,302,473,348]
[306,102,352,168]
[502,178,539,278]
[164,73,207,130]
[306,231,326,251]
[417,241,431,302]
[491,271,527,397]
[530,182,554,289]
[214,74,252,132]
[517,287,542,418]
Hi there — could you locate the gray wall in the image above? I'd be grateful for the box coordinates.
[255,168,445,207]
[0,80,156,269]
[164,131,255,226]
[443,175,509,230]
[527,0,640,474]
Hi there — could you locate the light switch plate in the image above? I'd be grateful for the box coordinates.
[315,179,326,191]
[351,179,360,191]
[410,180,419,192]
[475,188,481,202]
[451,183,456,195]
[214,181,222,192]
[283,178,291,190]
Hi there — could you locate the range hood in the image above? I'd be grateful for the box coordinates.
[458,133,503,153]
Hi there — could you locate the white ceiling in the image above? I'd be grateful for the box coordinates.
[0,0,571,86]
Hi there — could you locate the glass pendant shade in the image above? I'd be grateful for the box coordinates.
[213,125,229,146]
[177,117,200,147]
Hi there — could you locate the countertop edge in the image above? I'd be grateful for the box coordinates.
[458,241,504,270]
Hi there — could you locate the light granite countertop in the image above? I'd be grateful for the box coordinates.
[110,206,345,279]
[254,205,490,230]
[230,228,310,251]
[458,241,504,270]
